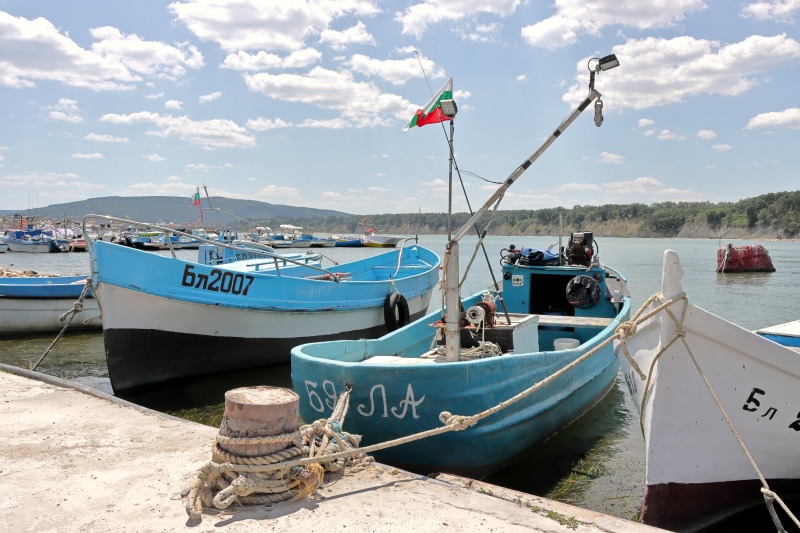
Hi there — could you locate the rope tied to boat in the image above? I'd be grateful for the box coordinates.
[31,278,93,372]
[185,387,371,521]
[616,291,800,532]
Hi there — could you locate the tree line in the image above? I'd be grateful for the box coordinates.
[246,190,800,239]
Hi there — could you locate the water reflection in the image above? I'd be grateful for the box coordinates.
[714,271,774,287]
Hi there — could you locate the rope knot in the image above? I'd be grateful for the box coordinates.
[439,411,477,431]
[615,320,637,339]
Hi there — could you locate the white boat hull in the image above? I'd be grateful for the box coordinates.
[4,242,51,253]
[614,250,800,530]
[0,297,101,335]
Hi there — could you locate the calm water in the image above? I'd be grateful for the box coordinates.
[2,235,798,526]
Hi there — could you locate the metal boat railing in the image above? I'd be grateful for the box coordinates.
[81,214,342,281]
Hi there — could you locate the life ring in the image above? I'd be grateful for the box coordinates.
[384,292,410,332]
[565,275,601,309]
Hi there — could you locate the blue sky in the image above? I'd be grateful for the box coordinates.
[1,1,799,215]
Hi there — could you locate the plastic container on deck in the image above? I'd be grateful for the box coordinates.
[554,338,580,350]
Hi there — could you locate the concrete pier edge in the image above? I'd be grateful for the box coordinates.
[0,363,665,532]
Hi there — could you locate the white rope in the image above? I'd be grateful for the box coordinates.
[31,279,93,371]
[185,387,370,520]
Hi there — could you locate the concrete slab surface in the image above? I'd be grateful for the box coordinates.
[0,365,667,533]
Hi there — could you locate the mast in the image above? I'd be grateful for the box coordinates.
[443,54,619,362]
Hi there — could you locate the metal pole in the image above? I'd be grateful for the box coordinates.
[444,240,461,362]
[447,118,454,241]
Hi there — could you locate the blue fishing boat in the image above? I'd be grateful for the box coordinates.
[756,319,800,347]
[1,228,53,253]
[291,54,626,478]
[85,216,441,394]
[0,275,100,336]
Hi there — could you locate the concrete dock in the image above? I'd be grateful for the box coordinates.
[0,365,667,533]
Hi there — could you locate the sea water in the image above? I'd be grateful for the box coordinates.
[2,235,798,526]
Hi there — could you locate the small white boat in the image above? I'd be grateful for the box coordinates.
[614,249,800,531]
[0,275,101,336]
[360,218,402,248]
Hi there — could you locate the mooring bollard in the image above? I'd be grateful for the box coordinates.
[218,386,300,457]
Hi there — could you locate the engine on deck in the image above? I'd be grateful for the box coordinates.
[566,231,594,266]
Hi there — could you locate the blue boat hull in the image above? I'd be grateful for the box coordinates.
[292,271,630,478]
[89,239,440,393]
[293,338,619,477]
[0,275,91,299]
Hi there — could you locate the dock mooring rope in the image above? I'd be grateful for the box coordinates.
[185,387,371,520]
[31,278,94,372]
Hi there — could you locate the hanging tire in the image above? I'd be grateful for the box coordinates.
[384,292,410,332]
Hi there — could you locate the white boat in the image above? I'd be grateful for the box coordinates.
[0,242,8,253]
[613,249,800,532]
[0,275,101,336]
[360,218,403,248]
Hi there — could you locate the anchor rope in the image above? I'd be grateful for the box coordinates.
[617,292,800,531]
[31,278,94,372]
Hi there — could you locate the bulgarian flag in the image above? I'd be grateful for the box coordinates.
[191,188,201,206]
[402,78,453,131]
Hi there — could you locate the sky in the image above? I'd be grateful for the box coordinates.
[1,1,800,216]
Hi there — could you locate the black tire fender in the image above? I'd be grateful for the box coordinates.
[384,292,410,332]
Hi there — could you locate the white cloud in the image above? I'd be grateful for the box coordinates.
[657,129,684,140]
[712,143,733,151]
[741,0,800,22]
[246,117,291,131]
[0,12,202,91]
[143,153,165,161]
[598,152,624,164]
[746,107,800,129]
[221,48,322,71]
[199,91,222,103]
[85,133,129,143]
[521,0,707,49]
[603,176,703,202]
[319,21,376,50]
[696,129,717,140]
[48,98,82,123]
[348,53,445,86]
[72,152,104,159]
[563,34,800,110]
[170,0,379,52]
[89,26,204,80]
[244,67,415,128]
[186,162,234,172]
[638,118,655,127]
[396,0,519,39]
[100,111,256,149]
[165,99,183,110]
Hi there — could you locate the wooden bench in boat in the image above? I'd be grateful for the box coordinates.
[531,315,614,328]
[371,264,433,270]
[363,354,442,365]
